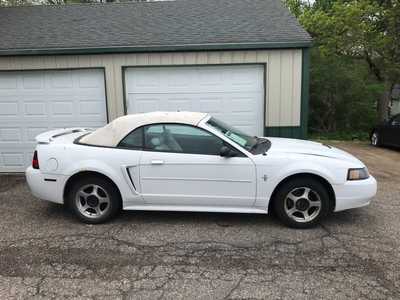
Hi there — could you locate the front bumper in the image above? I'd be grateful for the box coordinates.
[25,166,66,204]
[333,175,377,212]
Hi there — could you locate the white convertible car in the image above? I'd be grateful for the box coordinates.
[26,111,377,228]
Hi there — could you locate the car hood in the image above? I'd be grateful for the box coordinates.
[267,137,363,165]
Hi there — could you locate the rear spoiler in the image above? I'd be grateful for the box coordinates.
[35,128,92,144]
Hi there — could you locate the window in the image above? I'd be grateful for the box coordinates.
[206,117,270,155]
[144,124,230,155]
[118,127,143,149]
[391,114,400,126]
[206,117,257,150]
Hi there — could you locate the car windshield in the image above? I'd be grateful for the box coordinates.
[206,117,258,151]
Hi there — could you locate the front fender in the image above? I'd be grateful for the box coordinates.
[272,162,340,186]
[256,160,346,209]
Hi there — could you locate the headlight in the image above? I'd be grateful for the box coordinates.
[347,168,369,180]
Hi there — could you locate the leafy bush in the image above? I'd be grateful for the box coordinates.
[286,0,400,140]
[308,49,383,136]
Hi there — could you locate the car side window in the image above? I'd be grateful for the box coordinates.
[143,124,239,156]
[118,127,143,149]
[391,115,400,126]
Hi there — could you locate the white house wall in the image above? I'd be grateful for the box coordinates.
[0,49,303,127]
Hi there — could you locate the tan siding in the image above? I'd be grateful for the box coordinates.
[182,52,195,65]
[219,52,233,64]
[148,53,162,65]
[160,53,173,65]
[103,59,117,119]
[292,50,302,125]
[244,51,257,62]
[207,52,221,64]
[195,52,208,64]
[267,51,281,126]
[112,55,125,117]
[280,50,294,126]
[0,49,302,126]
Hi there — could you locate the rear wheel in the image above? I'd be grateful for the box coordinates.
[273,178,330,229]
[67,176,121,224]
[371,131,380,147]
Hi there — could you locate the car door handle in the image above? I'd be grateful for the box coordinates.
[151,160,164,165]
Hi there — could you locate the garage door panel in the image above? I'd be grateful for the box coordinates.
[52,101,74,115]
[125,66,264,94]
[26,127,49,142]
[50,71,73,88]
[0,69,107,172]
[2,152,24,167]
[125,65,264,136]
[0,75,17,89]
[198,98,223,113]
[230,97,258,113]
[24,102,47,116]
[0,101,19,115]
[0,128,22,142]
[78,70,104,87]
[166,100,193,112]
[23,74,45,89]
[129,97,160,113]
[79,101,107,116]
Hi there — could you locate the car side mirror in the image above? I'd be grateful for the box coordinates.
[220,145,236,157]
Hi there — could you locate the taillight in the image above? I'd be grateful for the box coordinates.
[32,151,39,169]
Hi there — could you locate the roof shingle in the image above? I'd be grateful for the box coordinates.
[0,0,312,56]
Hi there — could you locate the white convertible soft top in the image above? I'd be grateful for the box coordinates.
[80,111,208,147]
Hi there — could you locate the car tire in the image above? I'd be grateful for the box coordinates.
[67,175,121,224]
[371,131,380,147]
[273,178,330,229]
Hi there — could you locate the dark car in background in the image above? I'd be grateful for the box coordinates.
[371,114,400,148]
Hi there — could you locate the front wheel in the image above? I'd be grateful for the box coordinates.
[273,178,330,228]
[371,131,380,147]
[67,176,121,224]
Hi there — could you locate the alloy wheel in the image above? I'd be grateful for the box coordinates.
[284,187,322,223]
[371,132,378,146]
[75,184,111,219]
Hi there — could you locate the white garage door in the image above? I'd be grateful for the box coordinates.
[124,65,264,136]
[0,69,107,173]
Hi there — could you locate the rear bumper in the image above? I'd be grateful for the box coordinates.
[25,167,66,204]
[333,175,377,212]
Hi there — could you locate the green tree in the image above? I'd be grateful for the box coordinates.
[286,0,399,137]
[309,49,381,134]
[301,0,400,121]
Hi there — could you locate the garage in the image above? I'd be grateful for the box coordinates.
[124,65,265,136]
[0,69,107,173]
[0,0,312,173]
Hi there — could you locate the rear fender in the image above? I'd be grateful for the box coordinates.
[62,160,132,204]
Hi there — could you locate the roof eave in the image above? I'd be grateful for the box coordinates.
[0,41,313,56]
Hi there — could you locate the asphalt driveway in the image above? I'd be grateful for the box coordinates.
[0,142,399,299]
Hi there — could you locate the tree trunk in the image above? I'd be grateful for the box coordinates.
[377,85,392,122]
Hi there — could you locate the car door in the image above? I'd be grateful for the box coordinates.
[386,114,400,146]
[138,123,257,207]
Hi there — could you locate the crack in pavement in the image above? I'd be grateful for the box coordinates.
[1,143,400,299]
